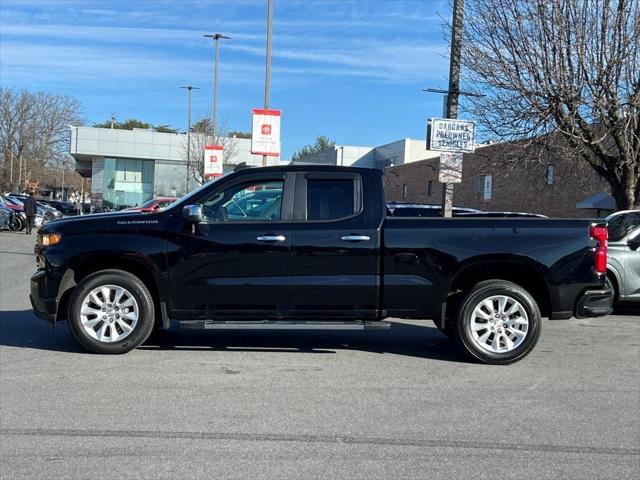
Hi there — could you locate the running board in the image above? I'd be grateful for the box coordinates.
[178,320,390,331]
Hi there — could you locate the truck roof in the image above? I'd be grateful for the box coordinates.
[235,164,381,175]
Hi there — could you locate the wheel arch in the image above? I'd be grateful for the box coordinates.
[57,256,167,328]
[605,266,621,301]
[448,257,551,318]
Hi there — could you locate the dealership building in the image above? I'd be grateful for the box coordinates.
[291,138,441,169]
[70,126,281,209]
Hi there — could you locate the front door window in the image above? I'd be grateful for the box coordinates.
[199,180,284,223]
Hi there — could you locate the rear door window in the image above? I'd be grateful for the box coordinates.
[306,178,359,221]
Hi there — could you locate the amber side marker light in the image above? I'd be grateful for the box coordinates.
[41,233,62,246]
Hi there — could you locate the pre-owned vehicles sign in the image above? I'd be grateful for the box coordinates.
[427,118,476,153]
[251,109,281,157]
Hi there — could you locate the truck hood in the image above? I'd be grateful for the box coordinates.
[39,210,166,235]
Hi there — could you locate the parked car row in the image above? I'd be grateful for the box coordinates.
[37,199,78,215]
[7,194,65,221]
[0,196,46,231]
[0,204,14,230]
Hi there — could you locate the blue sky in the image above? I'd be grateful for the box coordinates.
[0,0,454,159]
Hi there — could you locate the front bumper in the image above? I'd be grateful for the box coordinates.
[30,269,58,323]
[575,288,614,318]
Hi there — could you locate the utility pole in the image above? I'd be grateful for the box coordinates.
[441,0,464,218]
[80,177,85,216]
[204,33,230,144]
[262,0,274,167]
[9,150,14,193]
[61,160,65,201]
[181,85,199,193]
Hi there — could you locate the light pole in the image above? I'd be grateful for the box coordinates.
[263,0,274,166]
[204,33,230,145]
[61,160,65,201]
[181,85,199,193]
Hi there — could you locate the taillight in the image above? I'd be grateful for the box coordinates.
[590,225,608,274]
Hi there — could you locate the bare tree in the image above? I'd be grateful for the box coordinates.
[460,0,639,209]
[0,88,83,192]
[183,116,238,186]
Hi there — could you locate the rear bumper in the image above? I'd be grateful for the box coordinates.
[575,288,614,318]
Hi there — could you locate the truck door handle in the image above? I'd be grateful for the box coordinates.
[257,235,286,242]
[341,235,371,242]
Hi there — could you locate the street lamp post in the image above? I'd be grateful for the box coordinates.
[180,85,199,193]
[61,160,65,201]
[204,33,230,144]
[263,0,274,167]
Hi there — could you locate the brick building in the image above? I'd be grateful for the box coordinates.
[384,141,614,218]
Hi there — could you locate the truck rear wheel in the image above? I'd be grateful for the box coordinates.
[68,270,155,354]
[454,280,541,365]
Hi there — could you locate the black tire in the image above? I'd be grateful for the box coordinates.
[9,216,23,231]
[68,269,155,354]
[604,274,618,310]
[454,280,542,365]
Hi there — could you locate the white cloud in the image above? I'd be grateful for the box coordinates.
[1,20,447,84]
[0,41,259,85]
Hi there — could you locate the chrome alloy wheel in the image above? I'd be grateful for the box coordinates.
[79,284,139,343]
[469,295,529,354]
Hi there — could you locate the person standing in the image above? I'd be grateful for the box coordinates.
[24,190,37,235]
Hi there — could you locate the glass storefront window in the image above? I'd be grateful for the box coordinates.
[103,158,155,210]
[154,160,187,199]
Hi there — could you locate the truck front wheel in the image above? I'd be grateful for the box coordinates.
[68,270,155,354]
[454,280,542,365]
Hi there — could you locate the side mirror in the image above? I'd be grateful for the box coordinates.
[182,205,202,223]
[628,237,640,251]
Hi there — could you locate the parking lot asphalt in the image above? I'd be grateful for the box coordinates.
[0,230,639,479]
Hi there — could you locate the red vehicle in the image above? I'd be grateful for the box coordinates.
[123,197,177,213]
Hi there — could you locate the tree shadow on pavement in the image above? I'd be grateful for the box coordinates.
[0,309,470,363]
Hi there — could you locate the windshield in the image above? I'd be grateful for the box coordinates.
[607,212,640,241]
[140,199,157,208]
[170,173,230,208]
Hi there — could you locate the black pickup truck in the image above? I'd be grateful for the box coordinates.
[31,165,613,364]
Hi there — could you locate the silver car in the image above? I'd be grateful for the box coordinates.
[605,210,640,306]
